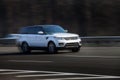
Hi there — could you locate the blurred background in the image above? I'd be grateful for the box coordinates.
[0,0,120,37]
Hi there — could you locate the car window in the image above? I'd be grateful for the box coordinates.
[43,25,65,34]
[28,27,43,34]
[19,27,28,34]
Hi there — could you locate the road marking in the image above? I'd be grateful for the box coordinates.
[0,69,62,74]
[17,73,120,79]
[17,73,78,77]
[64,55,120,58]
[8,60,53,63]
[0,69,120,80]
[0,71,38,74]
[37,76,120,80]
[0,69,25,72]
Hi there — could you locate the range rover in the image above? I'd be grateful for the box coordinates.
[16,25,82,53]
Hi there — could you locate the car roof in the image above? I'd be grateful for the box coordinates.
[23,25,60,28]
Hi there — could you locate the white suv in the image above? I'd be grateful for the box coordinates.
[16,25,82,53]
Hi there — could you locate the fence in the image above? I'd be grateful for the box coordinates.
[0,35,120,46]
[81,36,120,46]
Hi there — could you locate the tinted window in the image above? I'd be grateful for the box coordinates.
[19,27,28,34]
[28,27,43,34]
[43,25,65,34]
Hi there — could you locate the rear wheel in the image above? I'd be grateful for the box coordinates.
[47,42,57,54]
[20,42,31,53]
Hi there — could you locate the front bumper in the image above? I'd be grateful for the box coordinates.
[56,43,81,50]
[65,42,81,48]
[57,41,82,49]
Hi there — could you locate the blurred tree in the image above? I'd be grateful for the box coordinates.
[0,0,7,37]
[1,0,120,36]
[48,0,57,24]
[73,0,87,36]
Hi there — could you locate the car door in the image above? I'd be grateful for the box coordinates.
[29,26,46,47]
[31,27,47,47]
[26,27,37,47]
[35,34,47,47]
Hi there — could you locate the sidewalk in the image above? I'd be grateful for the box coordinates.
[0,47,19,53]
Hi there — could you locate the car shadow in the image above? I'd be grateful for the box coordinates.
[0,50,72,56]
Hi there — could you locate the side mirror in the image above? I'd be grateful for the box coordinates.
[38,31,44,35]
[65,30,68,33]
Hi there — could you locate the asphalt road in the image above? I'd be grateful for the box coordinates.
[0,47,120,80]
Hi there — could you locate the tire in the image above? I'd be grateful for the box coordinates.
[72,47,80,52]
[20,42,31,53]
[47,42,57,54]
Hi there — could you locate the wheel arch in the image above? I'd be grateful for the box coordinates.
[48,41,56,47]
[47,40,58,53]
[21,41,29,46]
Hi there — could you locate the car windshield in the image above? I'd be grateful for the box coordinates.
[43,25,66,34]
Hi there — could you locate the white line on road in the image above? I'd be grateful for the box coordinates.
[0,71,38,75]
[0,69,62,74]
[16,72,120,79]
[64,55,120,58]
[16,73,78,77]
[0,69,25,72]
[8,60,53,63]
[0,69,120,80]
[37,76,120,80]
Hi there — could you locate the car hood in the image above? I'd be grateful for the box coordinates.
[52,33,79,37]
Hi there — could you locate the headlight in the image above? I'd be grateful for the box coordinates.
[55,37,64,40]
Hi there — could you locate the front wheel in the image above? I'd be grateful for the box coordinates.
[20,42,31,53]
[47,42,57,54]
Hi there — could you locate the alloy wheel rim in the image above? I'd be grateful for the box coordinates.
[49,43,55,53]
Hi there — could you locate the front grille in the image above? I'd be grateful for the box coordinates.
[65,42,79,47]
[64,37,78,40]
